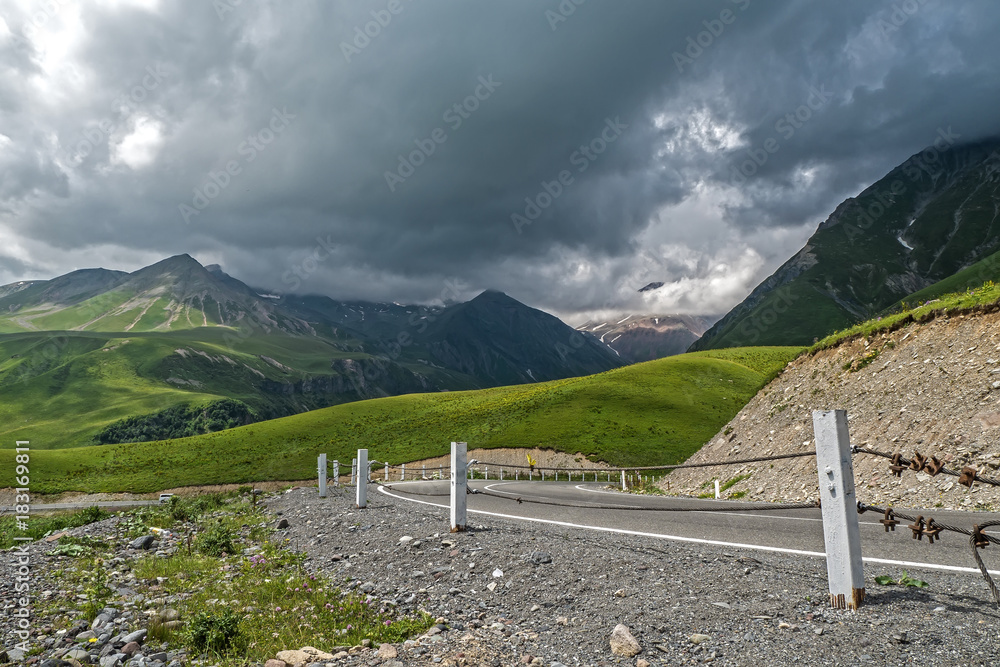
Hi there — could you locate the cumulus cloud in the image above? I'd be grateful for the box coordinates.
[1,0,999,316]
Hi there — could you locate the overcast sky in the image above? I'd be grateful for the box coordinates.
[2,0,1000,321]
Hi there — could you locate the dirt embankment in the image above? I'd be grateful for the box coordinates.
[665,309,1000,511]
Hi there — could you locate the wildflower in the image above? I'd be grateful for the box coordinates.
[275,606,282,612]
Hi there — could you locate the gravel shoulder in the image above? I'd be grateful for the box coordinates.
[265,485,1000,666]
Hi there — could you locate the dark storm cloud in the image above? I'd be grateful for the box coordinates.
[2,0,1000,314]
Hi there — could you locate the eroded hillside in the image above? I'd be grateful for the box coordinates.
[667,309,1000,511]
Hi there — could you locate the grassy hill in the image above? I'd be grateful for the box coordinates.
[0,328,479,449]
[3,346,802,494]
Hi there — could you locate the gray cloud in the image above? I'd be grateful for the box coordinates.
[2,0,1000,316]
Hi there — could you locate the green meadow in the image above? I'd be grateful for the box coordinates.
[3,346,802,494]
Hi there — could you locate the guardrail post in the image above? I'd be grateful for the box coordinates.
[422,464,426,479]
[333,460,339,486]
[451,441,467,532]
[714,480,720,499]
[356,449,368,509]
[318,454,327,498]
[384,462,389,480]
[401,463,405,481]
[485,466,489,480]
[813,410,865,610]
[621,470,626,491]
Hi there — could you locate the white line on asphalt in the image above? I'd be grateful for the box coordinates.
[377,485,1000,576]
[482,482,643,509]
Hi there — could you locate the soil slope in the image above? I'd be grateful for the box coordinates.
[666,309,1000,511]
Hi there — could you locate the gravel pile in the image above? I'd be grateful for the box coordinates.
[667,310,1000,511]
[267,485,1000,666]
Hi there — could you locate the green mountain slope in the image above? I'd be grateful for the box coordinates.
[692,138,1000,350]
[4,346,802,493]
[0,329,473,449]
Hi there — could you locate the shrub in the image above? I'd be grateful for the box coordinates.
[197,523,236,557]
[186,609,244,655]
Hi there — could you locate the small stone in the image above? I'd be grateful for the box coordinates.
[332,652,348,660]
[614,589,627,598]
[610,624,641,657]
[128,536,155,550]
[711,602,731,609]
[301,646,334,660]
[814,627,824,636]
[75,630,98,641]
[487,582,498,592]
[120,642,140,657]
[377,644,398,659]
[399,535,413,543]
[530,604,541,612]
[121,629,146,645]
[276,650,310,664]
[556,616,569,626]
[520,655,533,664]
[492,568,503,578]
[778,622,792,630]
[360,582,376,594]
[529,551,552,565]
[275,518,290,530]
[933,606,947,612]
[264,660,287,667]
[689,634,711,644]
[637,660,651,667]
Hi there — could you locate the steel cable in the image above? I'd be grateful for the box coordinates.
[858,502,1000,605]
[853,447,1000,487]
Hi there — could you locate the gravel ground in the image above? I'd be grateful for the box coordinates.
[4,485,1000,667]
[267,485,1000,667]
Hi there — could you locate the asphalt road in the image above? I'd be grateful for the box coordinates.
[378,480,1000,576]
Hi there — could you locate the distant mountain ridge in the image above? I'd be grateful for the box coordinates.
[691,137,1000,350]
[577,314,714,362]
[0,255,623,446]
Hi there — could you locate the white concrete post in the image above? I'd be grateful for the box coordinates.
[384,462,389,480]
[356,449,368,509]
[714,480,720,499]
[451,442,468,532]
[333,460,339,486]
[516,470,519,481]
[351,458,357,485]
[318,454,327,498]
[422,464,426,479]
[500,468,504,481]
[541,470,546,482]
[485,466,489,480]
[401,463,405,481]
[621,470,626,491]
[529,469,533,481]
[439,464,443,479]
[813,410,865,610]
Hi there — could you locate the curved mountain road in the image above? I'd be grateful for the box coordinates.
[378,480,1000,576]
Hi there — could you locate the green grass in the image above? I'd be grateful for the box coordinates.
[35,494,433,664]
[1,346,802,494]
[811,279,1000,353]
[0,328,412,449]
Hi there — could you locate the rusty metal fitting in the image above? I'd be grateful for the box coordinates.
[909,452,926,472]
[924,456,945,476]
[923,518,942,544]
[889,453,906,478]
[973,525,990,550]
[880,508,898,532]
[959,466,978,488]
[908,515,925,540]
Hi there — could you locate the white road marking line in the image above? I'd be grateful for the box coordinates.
[377,485,1000,576]
[482,482,643,509]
